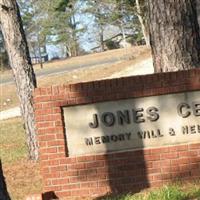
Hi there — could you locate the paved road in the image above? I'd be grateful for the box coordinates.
[0,57,120,85]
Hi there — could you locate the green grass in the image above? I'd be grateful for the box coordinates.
[0,118,27,163]
[102,184,200,200]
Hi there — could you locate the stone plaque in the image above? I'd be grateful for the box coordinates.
[63,91,200,156]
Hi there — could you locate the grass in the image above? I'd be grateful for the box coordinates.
[0,118,27,163]
[0,118,42,200]
[102,183,200,200]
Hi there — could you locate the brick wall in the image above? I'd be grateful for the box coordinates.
[34,69,200,199]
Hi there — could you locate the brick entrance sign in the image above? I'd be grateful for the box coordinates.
[34,69,200,199]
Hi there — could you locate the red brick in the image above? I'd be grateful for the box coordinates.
[44,185,62,192]
[40,154,49,161]
[144,154,160,161]
[189,143,200,150]
[60,158,77,165]
[45,172,61,179]
[85,161,105,168]
[62,183,80,190]
[51,178,69,185]
[189,163,200,169]
[68,163,86,170]
[38,134,56,141]
[41,159,59,166]
[179,164,192,171]
[160,152,178,159]
[189,156,200,163]
[171,158,190,165]
[98,180,110,187]
[55,121,63,126]
[35,108,54,115]
[146,168,161,174]
[153,174,162,181]
[41,166,50,174]
[58,146,65,153]
[69,176,87,183]
[170,145,188,152]
[71,189,89,196]
[161,166,180,173]
[87,173,107,181]
[56,191,71,197]
[34,103,43,110]
[62,170,79,177]
[161,173,171,180]
[47,140,64,147]
[56,133,65,139]
[81,181,98,188]
[48,153,65,160]
[41,102,57,108]
[151,147,169,154]
[191,169,200,176]
[179,151,198,157]
[34,96,52,102]
[38,141,47,147]
[79,169,97,176]
[77,155,95,162]
[37,121,54,128]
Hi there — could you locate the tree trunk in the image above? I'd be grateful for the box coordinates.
[0,160,11,200]
[99,26,105,52]
[0,0,38,160]
[136,0,150,46]
[148,0,200,72]
[37,34,43,69]
[120,22,127,48]
[197,0,200,28]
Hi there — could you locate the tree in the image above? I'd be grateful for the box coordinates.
[35,0,82,57]
[135,0,149,45]
[18,0,48,68]
[55,0,81,57]
[84,0,112,52]
[109,0,144,46]
[148,0,200,72]
[0,0,38,160]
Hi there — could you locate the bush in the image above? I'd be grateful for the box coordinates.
[105,40,120,50]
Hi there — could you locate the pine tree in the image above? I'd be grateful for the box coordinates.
[0,0,38,160]
[148,0,200,72]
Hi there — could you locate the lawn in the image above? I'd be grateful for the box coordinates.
[101,184,200,200]
[0,118,42,200]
